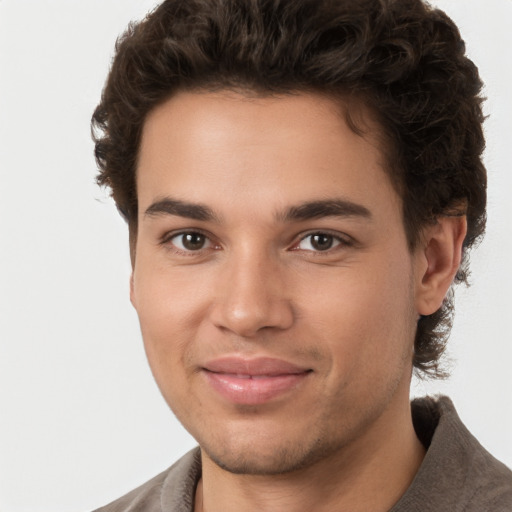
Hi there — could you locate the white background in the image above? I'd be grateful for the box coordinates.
[0,1,511,510]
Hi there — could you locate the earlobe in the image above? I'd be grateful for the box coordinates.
[415,215,467,316]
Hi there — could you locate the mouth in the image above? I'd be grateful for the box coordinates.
[201,357,312,405]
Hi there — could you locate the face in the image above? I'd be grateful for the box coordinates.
[131,91,423,475]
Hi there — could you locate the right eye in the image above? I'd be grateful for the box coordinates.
[168,232,213,252]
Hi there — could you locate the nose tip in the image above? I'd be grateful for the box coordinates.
[214,296,294,337]
[209,264,294,337]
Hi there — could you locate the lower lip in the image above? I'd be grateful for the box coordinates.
[203,371,310,405]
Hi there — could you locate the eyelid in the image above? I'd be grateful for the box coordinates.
[289,230,354,252]
[160,228,221,254]
[158,228,354,255]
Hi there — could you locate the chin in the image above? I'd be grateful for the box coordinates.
[201,433,339,476]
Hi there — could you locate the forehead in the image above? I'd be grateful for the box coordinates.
[136,90,398,221]
[140,90,381,160]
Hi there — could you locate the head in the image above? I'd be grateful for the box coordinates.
[92,0,486,379]
[92,0,485,472]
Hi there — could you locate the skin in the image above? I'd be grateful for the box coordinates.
[131,91,466,512]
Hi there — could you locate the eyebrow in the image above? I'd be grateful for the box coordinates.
[144,197,372,223]
[280,199,372,222]
[144,198,218,221]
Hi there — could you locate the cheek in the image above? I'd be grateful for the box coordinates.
[135,254,213,322]
[132,265,211,371]
[133,278,203,412]
[300,258,415,376]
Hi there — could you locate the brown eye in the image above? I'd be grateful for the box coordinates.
[310,234,334,251]
[296,233,343,252]
[171,232,211,251]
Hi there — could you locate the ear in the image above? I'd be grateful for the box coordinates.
[414,215,467,316]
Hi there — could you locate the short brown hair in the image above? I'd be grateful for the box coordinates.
[92,0,486,377]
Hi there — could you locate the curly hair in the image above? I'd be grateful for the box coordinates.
[92,0,486,377]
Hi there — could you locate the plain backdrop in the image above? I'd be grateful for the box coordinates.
[0,1,511,510]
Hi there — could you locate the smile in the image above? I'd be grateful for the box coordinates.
[202,357,312,405]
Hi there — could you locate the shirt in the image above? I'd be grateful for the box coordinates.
[94,396,512,511]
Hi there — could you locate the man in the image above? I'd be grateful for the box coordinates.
[91,0,512,510]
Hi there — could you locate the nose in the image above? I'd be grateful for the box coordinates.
[209,252,294,338]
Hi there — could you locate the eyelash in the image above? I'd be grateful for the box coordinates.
[160,230,353,256]
[291,231,353,253]
[160,229,219,256]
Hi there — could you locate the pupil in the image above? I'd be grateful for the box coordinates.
[311,234,333,251]
[183,233,205,250]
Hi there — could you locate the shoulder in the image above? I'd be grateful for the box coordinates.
[452,405,512,511]
[434,396,512,510]
[92,448,201,512]
[392,396,512,511]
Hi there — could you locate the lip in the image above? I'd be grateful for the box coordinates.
[202,357,312,405]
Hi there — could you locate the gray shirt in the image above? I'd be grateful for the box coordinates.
[94,396,512,511]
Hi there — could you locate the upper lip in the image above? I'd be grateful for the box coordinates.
[203,357,311,376]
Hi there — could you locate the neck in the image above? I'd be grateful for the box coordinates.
[194,391,425,512]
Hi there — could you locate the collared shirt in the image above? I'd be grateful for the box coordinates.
[94,396,512,511]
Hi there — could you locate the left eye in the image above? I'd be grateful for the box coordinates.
[170,232,212,251]
[296,233,342,252]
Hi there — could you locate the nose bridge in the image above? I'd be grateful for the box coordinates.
[211,243,293,336]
